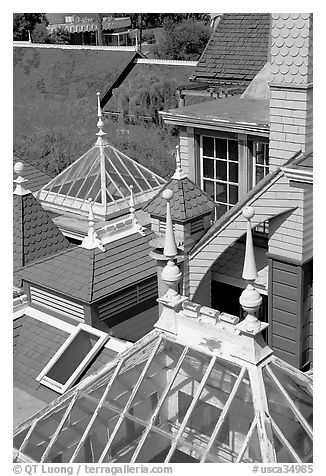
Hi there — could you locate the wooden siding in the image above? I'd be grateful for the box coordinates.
[303,188,313,261]
[269,87,312,171]
[268,258,303,368]
[97,276,157,322]
[302,260,313,368]
[189,173,296,298]
[179,127,190,177]
[30,285,84,321]
[268,184,309,262]
[193,269,212,306]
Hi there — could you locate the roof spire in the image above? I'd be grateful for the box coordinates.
[13,162,30,196]
[172,145,187,180]
[155,189,187,334]
[95,91,107,145]
[161,189,181,302]
[81,198,105,251]
[239,207,262,332]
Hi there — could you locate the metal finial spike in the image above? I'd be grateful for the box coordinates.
[163,189,177,259]
[242,207,258,281]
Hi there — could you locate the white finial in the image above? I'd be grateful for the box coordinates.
[239,207,262,331]
[161,189,182,302]
[128,185,146,236]
[13,162,30,195]
[95,92,107,144]
[81,198,105,251]
[172,145,187,180]
[129,185,135,219]
[163,189,177,258]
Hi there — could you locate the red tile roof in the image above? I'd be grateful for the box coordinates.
[195,13,270,84]
[143,177,216,222]
[13,192,71,285]
[21,231,157,303]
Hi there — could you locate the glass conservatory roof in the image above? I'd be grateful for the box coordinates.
[13,330,313,464]
[37,142,165,220]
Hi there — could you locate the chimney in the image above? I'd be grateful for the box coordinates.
[269,14,313,171]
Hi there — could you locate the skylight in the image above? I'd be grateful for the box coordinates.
[36,324,109,394]
[14,331,313,464]
[37,143,165,220]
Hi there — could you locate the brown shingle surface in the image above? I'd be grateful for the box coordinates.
[21,230,157,303]
[195,13,270,84]
[143,177,216,222]
[13,192,71,285]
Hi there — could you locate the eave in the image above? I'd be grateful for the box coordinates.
[160,111,269,137]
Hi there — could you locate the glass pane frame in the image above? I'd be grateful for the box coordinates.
[36,323,109,394]
[200,135,239,211]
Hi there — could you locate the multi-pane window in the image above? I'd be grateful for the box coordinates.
[201,136,239,217]
[252,141,269,186]
[251,141,269,234]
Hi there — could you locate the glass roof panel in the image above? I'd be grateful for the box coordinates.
[42,394,98,463]
[263,367,313,462]
[22,406,67,461]
[246,426,262,463]
[49,149,100,193]
[269,362,313,426]
[271,428,297,463]
[201,369,254,463]
[39,141,165,216]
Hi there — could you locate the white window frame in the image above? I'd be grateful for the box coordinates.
[36,323,109,394]
[252,141,269,187]
[200,135,239,212]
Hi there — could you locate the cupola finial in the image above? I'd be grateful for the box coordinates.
[13,162,30,195]
[172,145,187,180]
[81,198,105,251]
[239,207,262,331]
[161,189,182,302]
[95,91,107,144]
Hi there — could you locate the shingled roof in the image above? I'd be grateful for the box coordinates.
[13,192,71,283]
[143,177,216,222]
[21,230,157,303]
[14,314,118,406]
[13,156,53,194]
[195,13,270,84]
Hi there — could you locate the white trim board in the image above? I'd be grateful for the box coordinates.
[22,306,131,352]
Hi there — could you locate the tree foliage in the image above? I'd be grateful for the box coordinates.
[13,13,48,41]
[153,18,211,60]
[49,27,73,45]
[116,74,179,125]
